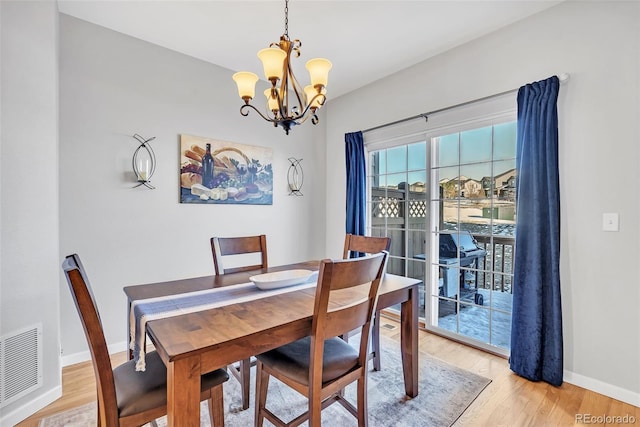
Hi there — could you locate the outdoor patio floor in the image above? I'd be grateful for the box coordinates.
[436,288,513,350]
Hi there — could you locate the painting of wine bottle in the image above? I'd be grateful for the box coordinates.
[179,134,273,205]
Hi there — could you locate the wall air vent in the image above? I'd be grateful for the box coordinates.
[0,324,43,407]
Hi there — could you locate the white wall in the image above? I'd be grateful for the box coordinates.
[58,15,326,358]
[0,1,61,424]
[326,1,639,405]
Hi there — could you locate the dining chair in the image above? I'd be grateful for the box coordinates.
[62,254,229,427]
[254,251,388,427]
[342,233,391,371]
[342,233,391,260]
[210,234,267,410]
[211,234,268,275]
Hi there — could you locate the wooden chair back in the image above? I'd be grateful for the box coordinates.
[342,234,391,259]
[62,254,120,426]
[211,234,268,275]
[342,234,391,372]
[311,251,388,379]
[254,252,388,426]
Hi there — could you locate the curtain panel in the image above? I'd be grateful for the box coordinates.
[510,76,563,386]
[345,131,366,243]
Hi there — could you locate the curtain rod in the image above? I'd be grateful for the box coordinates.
[363,73,570,134]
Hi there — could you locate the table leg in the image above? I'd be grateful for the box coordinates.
[167,356,202,427]
[127,299,146,360]
[400,284,419,397]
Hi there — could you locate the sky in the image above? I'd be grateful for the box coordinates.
[372,121,517,186]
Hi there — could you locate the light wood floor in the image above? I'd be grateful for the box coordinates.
[16,320,638,427]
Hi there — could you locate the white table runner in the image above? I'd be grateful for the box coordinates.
[130,277,317,371]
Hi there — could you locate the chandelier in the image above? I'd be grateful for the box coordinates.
[232,0,332,135]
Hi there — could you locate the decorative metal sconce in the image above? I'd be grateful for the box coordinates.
[132,134,156,189]
[287,158,303,196]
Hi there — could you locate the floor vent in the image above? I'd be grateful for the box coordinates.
[382,323,397,330]
[0,324,43,408]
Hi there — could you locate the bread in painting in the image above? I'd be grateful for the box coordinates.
[180,172,202,188]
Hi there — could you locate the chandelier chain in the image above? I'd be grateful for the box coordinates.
[284,0,289,38]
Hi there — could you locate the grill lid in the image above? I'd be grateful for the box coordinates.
[439,231,487,260]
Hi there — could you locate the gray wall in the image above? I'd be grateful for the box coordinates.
[325,1,639,405]
[58,14,327,359]
[0,1,61,424]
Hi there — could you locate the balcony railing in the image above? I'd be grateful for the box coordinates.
[370,187,515,295]
[474,235,515,294]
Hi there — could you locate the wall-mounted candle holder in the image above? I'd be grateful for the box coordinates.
[132,134,156,189]
[287,158,303,196]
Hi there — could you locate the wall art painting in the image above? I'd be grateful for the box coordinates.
[180,134,273,205]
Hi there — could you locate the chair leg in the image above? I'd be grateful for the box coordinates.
[357,375,369,427]
[372,310,381,371]
[339,330,351,397]
[209,383,225,427]
[240,358,251,410]
[309,384,323,427]
[254,361,269,427]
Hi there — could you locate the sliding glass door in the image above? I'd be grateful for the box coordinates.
[365,105,516,355]
[368,142,429,317]
[428,122,516,353]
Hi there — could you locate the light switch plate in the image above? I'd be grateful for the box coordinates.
[602,213,619,232]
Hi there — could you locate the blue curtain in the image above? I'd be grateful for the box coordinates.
[510,76,563,386]
[345,131,366,241]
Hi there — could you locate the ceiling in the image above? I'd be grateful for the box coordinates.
[57,1,562,98]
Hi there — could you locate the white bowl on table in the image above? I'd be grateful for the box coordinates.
[250,269,316,290]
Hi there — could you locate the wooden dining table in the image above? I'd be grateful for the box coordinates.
[123,260,420,427]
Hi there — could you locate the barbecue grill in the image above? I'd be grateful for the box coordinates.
[439,231,487,304]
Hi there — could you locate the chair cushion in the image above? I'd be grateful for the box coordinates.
[256,336,359,386]
[114,350,229,417]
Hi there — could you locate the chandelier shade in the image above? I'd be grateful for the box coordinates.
[306,58,332,88]
[232,72,259,101]
[258,48,286,81]
[304,85,325,109]
[232,0,331,135]
[264,88,279,111]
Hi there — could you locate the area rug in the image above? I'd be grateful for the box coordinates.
[39,336,490,427]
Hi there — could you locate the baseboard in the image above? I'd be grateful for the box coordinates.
[61,340,128,367]
[0,385,62,427]
[564,369,640,407]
